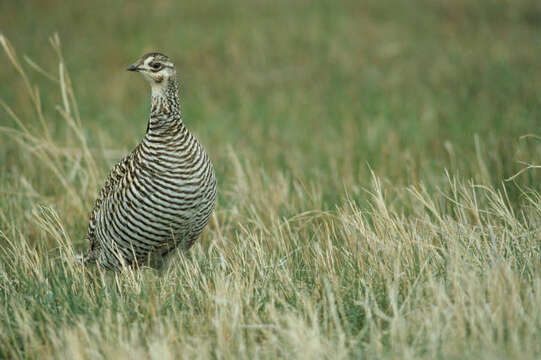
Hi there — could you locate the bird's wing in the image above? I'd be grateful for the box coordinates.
[84,152,133,260]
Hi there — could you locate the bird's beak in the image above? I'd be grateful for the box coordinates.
[127,63,140,72]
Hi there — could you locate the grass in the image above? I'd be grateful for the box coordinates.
[1,0,541,358]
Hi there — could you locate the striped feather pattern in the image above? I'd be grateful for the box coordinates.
[84,58,216,270]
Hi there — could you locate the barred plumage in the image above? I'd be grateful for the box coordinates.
[83,52,217,270]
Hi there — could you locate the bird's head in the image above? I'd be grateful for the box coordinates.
[127,52,176,89]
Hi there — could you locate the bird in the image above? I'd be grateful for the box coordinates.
[82,52,217,270]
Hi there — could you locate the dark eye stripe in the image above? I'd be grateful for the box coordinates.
[150,64,174,73]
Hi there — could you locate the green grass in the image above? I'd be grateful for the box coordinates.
[1,0,541,358]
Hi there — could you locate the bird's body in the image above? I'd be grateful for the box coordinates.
[83,53,216,270]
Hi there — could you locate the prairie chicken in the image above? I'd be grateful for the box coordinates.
[83,52,217,270]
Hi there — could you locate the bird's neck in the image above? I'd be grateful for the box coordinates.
[148,78,183,132]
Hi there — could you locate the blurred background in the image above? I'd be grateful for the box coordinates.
[1,0,541,205]
[3,2,541,357]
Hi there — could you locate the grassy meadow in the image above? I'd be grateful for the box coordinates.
[1,0,541,358]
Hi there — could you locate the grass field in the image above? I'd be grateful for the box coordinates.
[1,0,541,358]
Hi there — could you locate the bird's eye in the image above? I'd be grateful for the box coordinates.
[151,62,161,70]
